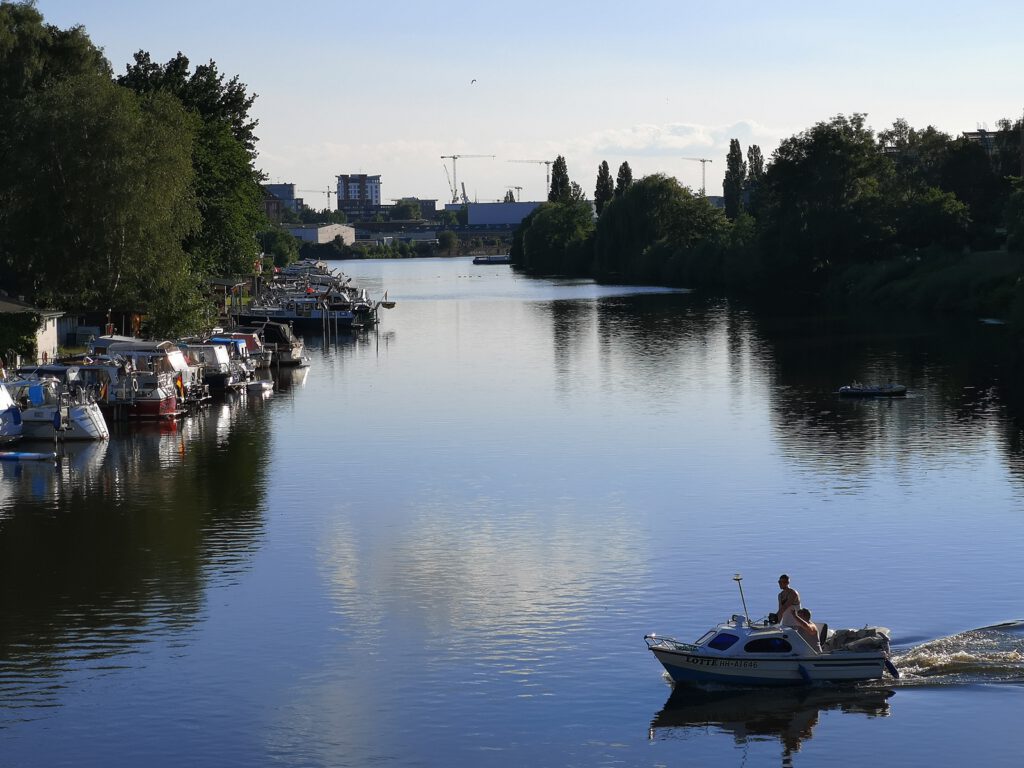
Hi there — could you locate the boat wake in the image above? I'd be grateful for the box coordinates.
[891,620,1024,684]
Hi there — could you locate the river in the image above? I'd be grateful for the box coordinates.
[1,257,1022,767]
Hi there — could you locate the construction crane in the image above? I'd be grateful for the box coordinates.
[682,158,713,196]
[297,187,337,208]
[509,160,553,196]
[440,154,495,204]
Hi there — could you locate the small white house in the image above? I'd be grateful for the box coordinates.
[0,292,63,365]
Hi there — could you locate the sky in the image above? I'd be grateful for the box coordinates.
[34,0,1024,204]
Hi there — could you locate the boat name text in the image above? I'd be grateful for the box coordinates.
[686,657,758,669]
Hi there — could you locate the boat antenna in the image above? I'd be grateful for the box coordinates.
[733,573,750,624]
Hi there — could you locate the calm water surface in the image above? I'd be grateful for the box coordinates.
[2,257,1022,767]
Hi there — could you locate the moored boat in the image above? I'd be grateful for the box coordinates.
[0,383,24,445]
[232,322,305,367]
[837,382,907,397]
[472,254,511,265]
[4,378,109,441]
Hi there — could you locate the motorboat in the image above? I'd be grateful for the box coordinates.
[181,343,243,391]
[472,254,511,265]
[837,382,907,397]
[0,381,23,445]
[644,575,899,686]
[5,377,109,441]
[89,338,203,417]
[233,322,306,367]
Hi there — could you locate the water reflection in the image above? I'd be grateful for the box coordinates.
[0,395,272,722]
[536,291,1024,484]
[650,684,894,765]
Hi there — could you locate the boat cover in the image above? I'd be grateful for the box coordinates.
[825,627,891,653]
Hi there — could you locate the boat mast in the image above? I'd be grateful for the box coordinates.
[733,573,750,624]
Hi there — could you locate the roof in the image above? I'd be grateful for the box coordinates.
[0,292,63,318]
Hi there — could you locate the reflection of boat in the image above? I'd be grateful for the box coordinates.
[273,365,309,393]
[0,450,55,462]
[472,254,511,265]
[837,382,907,397]
[649,684,894,757]
[246,379,273,393]
[645,614,898,685]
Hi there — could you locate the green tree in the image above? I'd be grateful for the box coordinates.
[1007,179,1024,252]
[594,173,726,282]
[119,51,265,277]
[390,199,422,220]
[746,145,765,183]
[615,161,633,197]
[0,1,110,103]
[503,189,516,203]
[548,155,570,202]
[260,228,299,267]
[511,201,594,275]
[758,114,891,283]
[118,51,258,156]
[437,230,458,256]
[939,137,1004,240]
[594,160,614,215]
[723,139,747,220]
[0,74,202,330]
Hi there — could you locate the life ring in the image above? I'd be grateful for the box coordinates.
[131,378,139,393]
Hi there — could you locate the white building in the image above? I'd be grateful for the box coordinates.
[286,223,356,245]
[336,174,381,206]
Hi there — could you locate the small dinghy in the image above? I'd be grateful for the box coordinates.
[645,575,899,686]
[837,382,907,397]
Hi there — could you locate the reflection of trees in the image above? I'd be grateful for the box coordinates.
[752,307,1024,478]
[539,291,729,401]
[0,398,270,697]
[537,289,1024,482]
[650,685,894,765]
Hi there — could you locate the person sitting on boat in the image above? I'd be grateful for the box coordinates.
[776,574,801,626]
[791,608,822,652]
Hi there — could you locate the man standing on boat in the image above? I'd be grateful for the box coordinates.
[776,574,801,626]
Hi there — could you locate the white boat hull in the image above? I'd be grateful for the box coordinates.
[646,616,896,687]
[648,642,888,685]
[20,402,109,441]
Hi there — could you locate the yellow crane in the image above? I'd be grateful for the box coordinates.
[682,157,713,196]
[508,159,553,196]
[297,187,336,208]
[440,154,495,204]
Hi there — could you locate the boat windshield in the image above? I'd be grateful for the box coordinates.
[744,637,793,653]
[694,630,716,646]
[706,633,740,651]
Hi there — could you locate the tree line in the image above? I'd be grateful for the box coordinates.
[0,1,267,337]
[512,113,1024,323]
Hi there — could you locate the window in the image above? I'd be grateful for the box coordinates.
[744,637,793,653]
[706,633,739,651]
[695,631,717,646]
